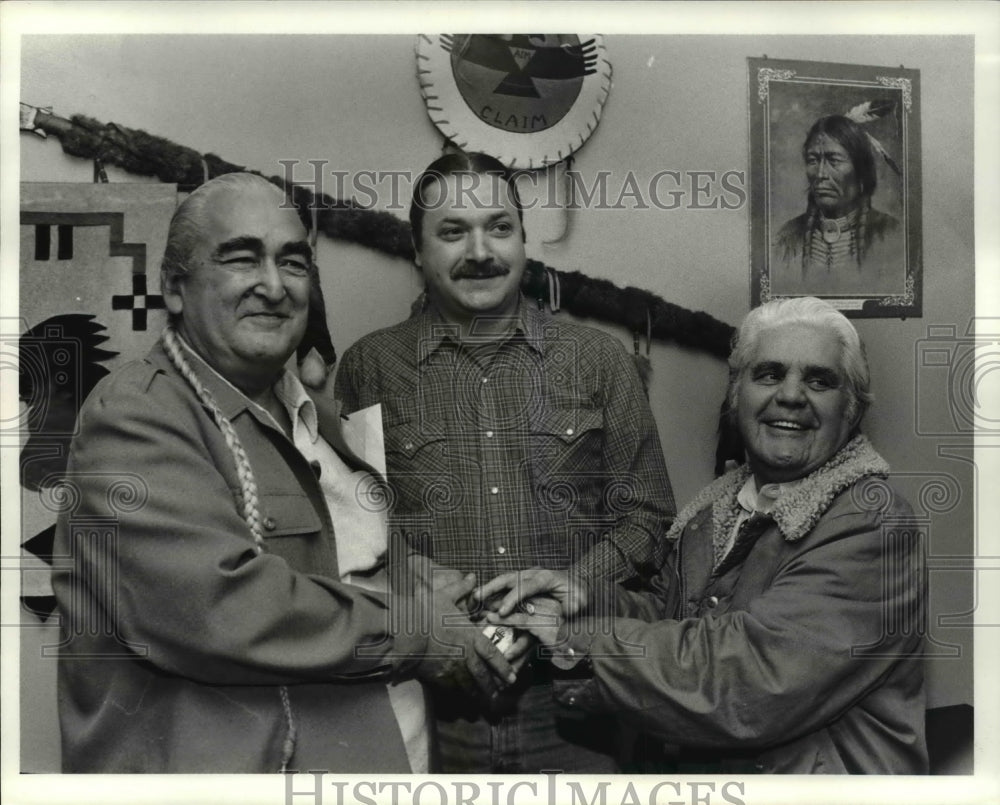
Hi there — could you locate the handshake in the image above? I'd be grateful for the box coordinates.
[401,565,590,702]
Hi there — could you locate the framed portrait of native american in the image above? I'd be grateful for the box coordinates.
[749,57,922,318]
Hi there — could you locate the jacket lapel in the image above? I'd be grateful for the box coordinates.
[151,340,385,481]
[308,388,385,482]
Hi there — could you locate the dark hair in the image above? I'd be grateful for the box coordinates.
[803,115,878,198]
[409,151,525,250]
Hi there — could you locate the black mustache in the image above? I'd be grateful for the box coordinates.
[451,262,510,280]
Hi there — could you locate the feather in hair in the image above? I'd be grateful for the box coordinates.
[865,132,902,176]
[842,98,903,177]
[845,98,895,124]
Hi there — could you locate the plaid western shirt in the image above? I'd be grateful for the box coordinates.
[334,298,675,587]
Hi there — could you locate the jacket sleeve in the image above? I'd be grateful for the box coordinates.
[569,337,676,587]
[52,368,427,687]
[557,501,924,749]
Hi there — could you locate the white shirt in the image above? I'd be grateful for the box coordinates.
[272,371,429,774]
[721,476,800,560]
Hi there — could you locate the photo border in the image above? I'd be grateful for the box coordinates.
[749,56,923,319]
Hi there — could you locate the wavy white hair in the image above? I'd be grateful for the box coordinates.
[727,296,872,426]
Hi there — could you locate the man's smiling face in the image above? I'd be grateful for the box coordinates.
[415,172,527,329]
[164,182,311,394]
[737,323,855,485]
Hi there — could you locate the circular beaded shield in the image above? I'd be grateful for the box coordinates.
[416,34,612,170]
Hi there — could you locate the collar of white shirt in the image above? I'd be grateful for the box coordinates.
[736,476,799,516]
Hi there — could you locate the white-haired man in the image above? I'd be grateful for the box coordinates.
[52,172,515,773]
[480,296,927,774]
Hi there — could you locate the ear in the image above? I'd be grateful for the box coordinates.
[162,270,185,316]
[412,237,422,270]
[848,405,866,431]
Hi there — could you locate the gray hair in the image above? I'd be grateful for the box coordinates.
[160,172,294,298]
[727,296,872,425]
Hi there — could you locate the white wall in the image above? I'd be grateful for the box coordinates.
[19,34,976,724]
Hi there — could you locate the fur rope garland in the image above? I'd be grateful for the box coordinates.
[23,105,736,360]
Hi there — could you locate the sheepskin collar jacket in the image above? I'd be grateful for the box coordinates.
[558,435,928,774]
[667,434,890,565]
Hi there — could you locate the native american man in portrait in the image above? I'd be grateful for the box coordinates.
[772,100,904,296]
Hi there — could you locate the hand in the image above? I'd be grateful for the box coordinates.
[413,574,518,698]
[505,632,534,676]
[485,595,564,649]
[487,596,596,671]
[475,567,591,618]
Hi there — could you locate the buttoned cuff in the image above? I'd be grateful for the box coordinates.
[541,619,596,670]
[550,644,589,671]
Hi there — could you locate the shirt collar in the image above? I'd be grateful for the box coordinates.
[173,334,317,440]
[272,369,319,443]
[737,476,800,515]
[416,293,544,363]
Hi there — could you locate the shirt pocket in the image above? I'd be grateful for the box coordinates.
[257,492,323,537]
[382,398,453,516]
[533,407,604,445]
[529,406,605,516]
[257,492,333,575]
[383,397,448,461]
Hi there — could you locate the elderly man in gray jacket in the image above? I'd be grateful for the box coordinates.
[479,296,927,774]
[52,172,515,773]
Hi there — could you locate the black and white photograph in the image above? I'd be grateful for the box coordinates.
[749,57,922,317]
[1,4,997,805]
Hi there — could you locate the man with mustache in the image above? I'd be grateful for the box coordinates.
[772,115,903,296]
[52,172,514,773]
[334,152,675,773]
